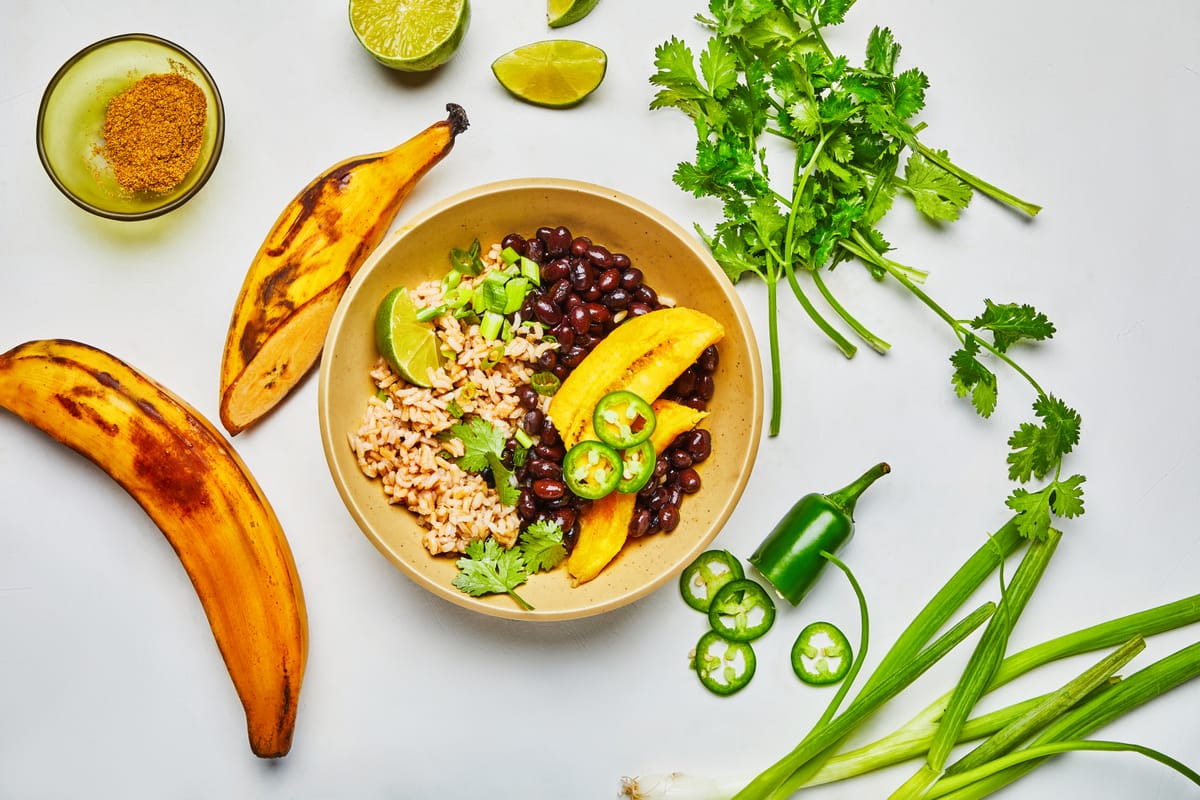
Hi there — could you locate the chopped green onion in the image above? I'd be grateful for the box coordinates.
[519,255,541,285]
[441,268,463,292]
[416,305,445,323]
[503,278,529,314]
[446,399,464,418]
[514,427,535,449]
[449,239,483,276]
[444,286,472,309]
[479,311,504,341]
[499,245,521,264]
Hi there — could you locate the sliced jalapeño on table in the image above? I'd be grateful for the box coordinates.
[679,549,746,612]
[693,629,756,696]
[791,621,853,686]
[708,578,777,642]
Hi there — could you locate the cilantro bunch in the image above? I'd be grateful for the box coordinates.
[651,0,1083,537]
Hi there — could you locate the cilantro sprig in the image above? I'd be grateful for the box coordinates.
[451,521,568,609]
[448,416,520,505]
[652,0,1082,538]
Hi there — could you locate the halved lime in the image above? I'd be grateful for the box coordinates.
[548,0,600,28]
[349,0,470,72]
[375,287,443,387]
[491,40,607,108]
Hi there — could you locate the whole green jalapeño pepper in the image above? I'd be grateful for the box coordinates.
[749,462,890,606]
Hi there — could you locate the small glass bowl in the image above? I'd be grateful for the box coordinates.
[36,33,225,221]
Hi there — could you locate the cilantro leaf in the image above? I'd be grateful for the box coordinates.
[452,538,533,609]
[1007,395,1082,483]
[892,68,929,119]
[449,416,520,505]
[950,335,998,418]
[650,37,706,111]
[700,38,740,99]
[864,26,900,76]
[520,520,567,573]
[1005,474,1086,540]
[903,151,973,222]
[970,300,1056,353]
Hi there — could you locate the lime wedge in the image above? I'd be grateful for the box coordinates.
[349,0,470,72]
[491,40,607,108]
[547,0,600,28]
[375,287,443,387]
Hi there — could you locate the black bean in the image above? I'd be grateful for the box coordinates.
[679,468,702,494]
[516,385,539,410]
[628,508,652,538]
[627,301,653,318]
[568,305,590,335]
[699,345,720,373]
[686,429,712,461]
[540,418,560,445]
[654,455,670,479]
[526,458,561,480]
[534,442,565,461]
[611,253,631,270]
[543,258,571,283]
[634,284,658,306]
[600,288,630,310]
[671,367,697,397]
[681,396,708,411]
[649,487,671,510]
[522,408,545,435]
[546,507,577,535]
[580,284,602,302]
[537,349,558,370]
[620,267,643,290]
[585,244,614,269]
[549,322,574,348]
[547,226,572,256]
[596,268,621,293]
[659,505,681,532]
[533,479,567,500]
[665,485,683,507]
[517,490,538,520]
[533,297,562,325]
[501,233,527,255]
[585,302,611,327]
[669,449,692,470]
[561,346,588,368]
[696,373,715,401]
[525,237,546,264]
[569,259,593,292]
[570,236,592,256]
[551,364,569,380]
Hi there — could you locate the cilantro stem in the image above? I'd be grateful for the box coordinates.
[508,588,534,610]
[811,268,892,354]
[842,231,1046,397]
[904,136,1043,218]
[766,277,783,437]
[782,265,857,359]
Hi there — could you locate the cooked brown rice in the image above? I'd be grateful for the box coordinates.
[347,246,558,555]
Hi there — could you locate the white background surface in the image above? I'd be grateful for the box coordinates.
[3,1,1199,798]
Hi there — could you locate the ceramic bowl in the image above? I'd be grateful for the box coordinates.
[318,178,763,621]
[36,33,224,221]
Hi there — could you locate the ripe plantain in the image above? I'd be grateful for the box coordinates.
[0,339,308,758]
[219,102,470,435]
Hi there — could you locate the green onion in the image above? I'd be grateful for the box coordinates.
[479,311,504,341]
[519,255,541,285]
[530,371,561,396]
[514,427,535,449]
[499,245,521,264]
[441,268,463,292]
[416,304,445,323]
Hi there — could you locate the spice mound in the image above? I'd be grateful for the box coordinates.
[102,72,207,194]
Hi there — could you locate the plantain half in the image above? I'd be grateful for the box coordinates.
[0,339,308,758]
[219,102,470,435]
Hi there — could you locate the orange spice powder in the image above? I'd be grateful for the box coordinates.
[103,72,207,194]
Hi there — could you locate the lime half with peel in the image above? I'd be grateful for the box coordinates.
[349,0,470,72]
[375,287,443,387]
[491,40,607,108]
[548,0,600,28]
